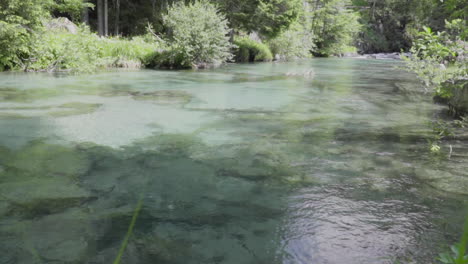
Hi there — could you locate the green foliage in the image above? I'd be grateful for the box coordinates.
[27,27,102,72]
[412,26,457,62]
[267,22,314,60]
[233,37,273,62]
[439,0,468,26]
[438,216,468,264]
[0,21,31,71]
[52,0,93,21]
[309,0,361,56]
[100,36,161,65]
[216,0,301,39]
[0,0,52,70]
[24,25,160,72]
[426,119,454,153]
[353,0,467,53]
[0,0,51,29]
[353,0,438,53]
[254,0,302,38]
[403,20,467,97]
[146,45,192,69]
[162,0,233,68]
[0,0,93,70]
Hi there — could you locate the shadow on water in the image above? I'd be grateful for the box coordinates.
[0,135,292,264]
[0,132,466,264]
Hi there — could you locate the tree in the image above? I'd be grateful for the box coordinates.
[96,0,108,36]
[216,0,302,39]
[352,0,439,53]
[306,0,360,56]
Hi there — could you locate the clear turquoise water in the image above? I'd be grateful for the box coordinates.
[0,58,467,264]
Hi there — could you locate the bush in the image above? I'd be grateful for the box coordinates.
[161,0,233,68]
[403,19,467,97]
[146,45,191,69]
[267,22,314,61]
[0,22,31,71]
[233,37,273,62]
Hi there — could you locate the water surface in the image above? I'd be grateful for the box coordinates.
[0,59,467,264]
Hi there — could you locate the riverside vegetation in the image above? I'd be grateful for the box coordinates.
[1,0,465,72]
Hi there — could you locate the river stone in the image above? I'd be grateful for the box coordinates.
[0,179,92,217]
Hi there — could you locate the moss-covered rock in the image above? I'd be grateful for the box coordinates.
[0,87,60,102]
[197,143,296,180]
[0,179,92,217]
[48,102,102,117]
[131,90,192,104]
[5,141,91,177]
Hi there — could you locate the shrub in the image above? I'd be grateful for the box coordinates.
[162,0,233,68]
[267,22,314,61]
[0,21,31,71]
[0,0,91,70]
[233,37,273,62]
[403,20,467,97]
[146,45,192,69]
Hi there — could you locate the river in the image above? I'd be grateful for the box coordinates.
[0,58,467,263]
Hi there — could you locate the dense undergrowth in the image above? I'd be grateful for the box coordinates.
[25,27,162,72]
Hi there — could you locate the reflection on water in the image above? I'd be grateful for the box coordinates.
[0,58,467,264]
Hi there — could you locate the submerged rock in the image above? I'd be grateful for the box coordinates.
[0,179,92,217]
[45,17,78,34]
[48,102,102,117]
[6,209,94,263]
[131,90,192,104]
[365,53,403,60]
[5,141,91,177]
[197,143,296,180]
[0,87,60,102]
[100,90,193,104]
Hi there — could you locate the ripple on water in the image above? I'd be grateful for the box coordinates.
[0,59,467,263]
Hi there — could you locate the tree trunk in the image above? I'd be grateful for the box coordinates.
[114,0,120,35]
[104,0,109,36]
[82,2,89,25]
[97,0,104,36]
